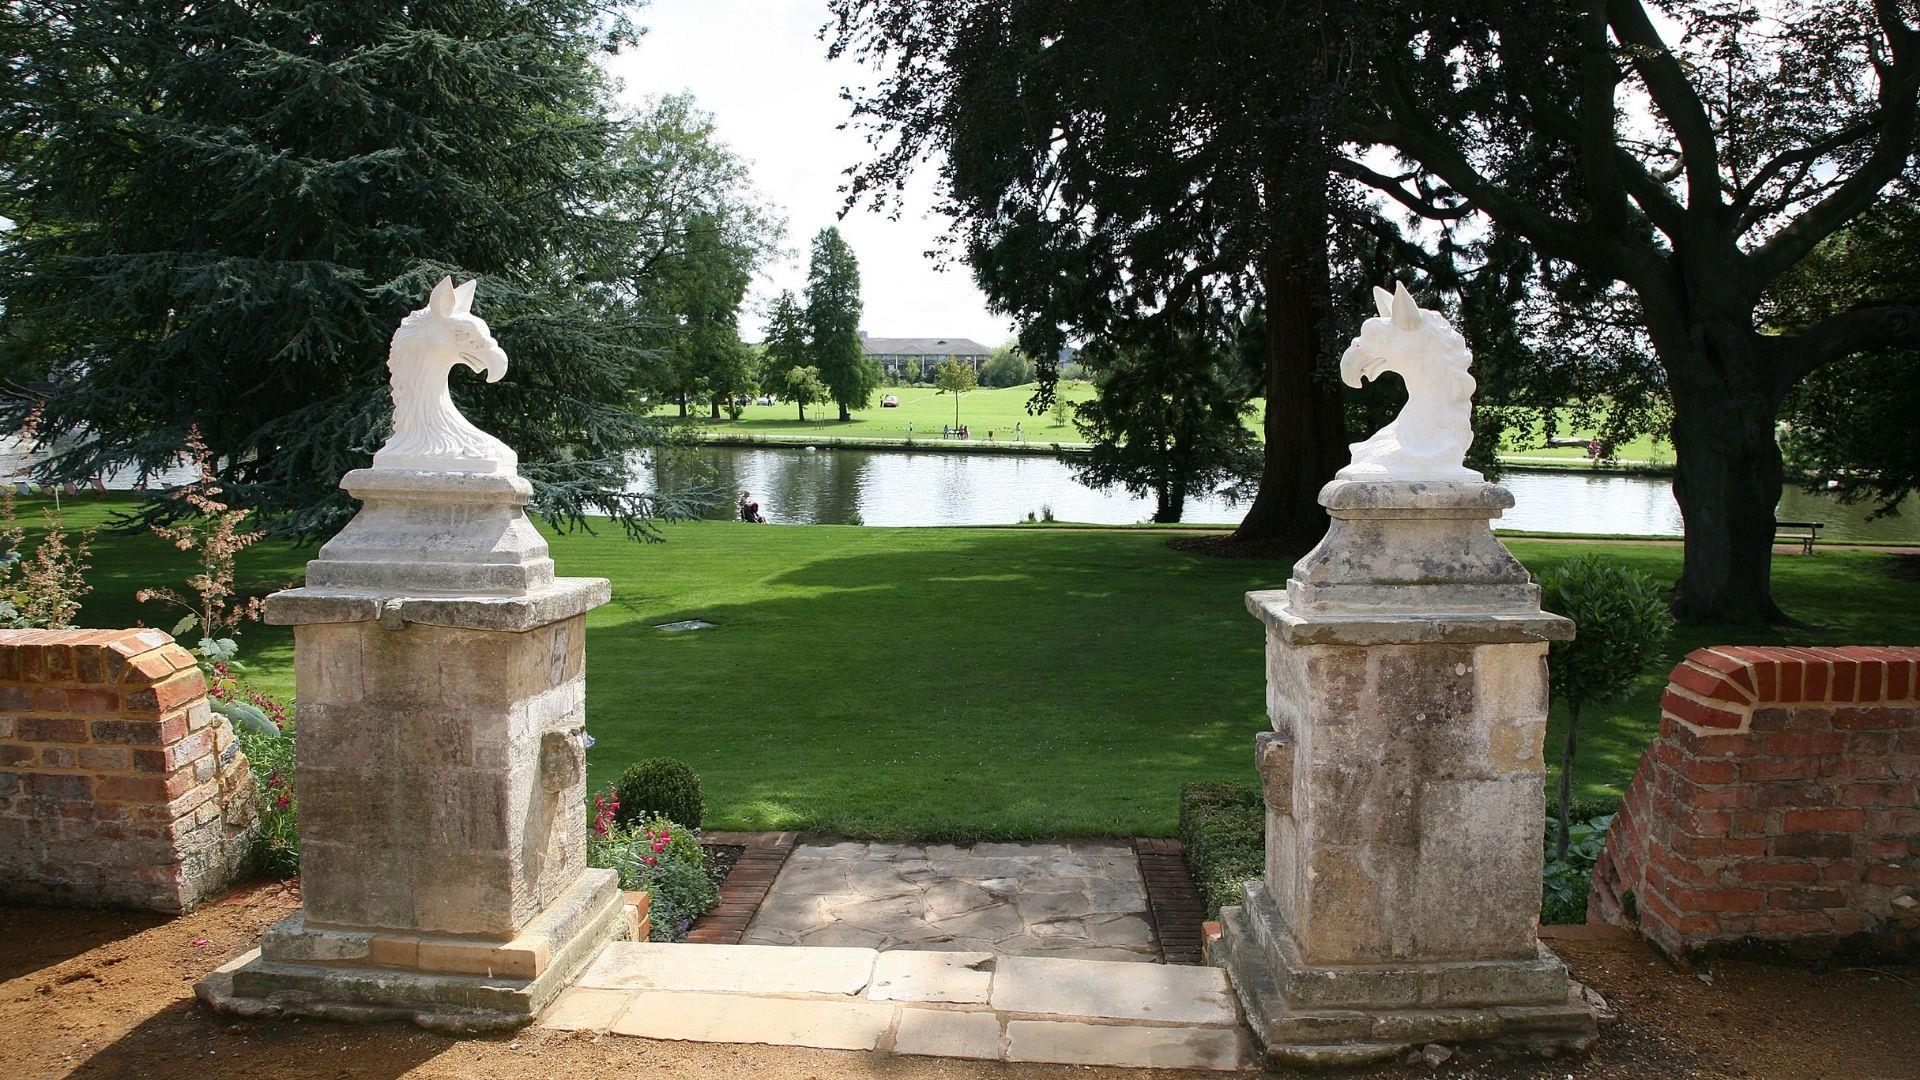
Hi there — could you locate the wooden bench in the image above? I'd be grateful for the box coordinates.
[1775,519,1824,555]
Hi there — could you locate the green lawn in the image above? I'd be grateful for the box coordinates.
[35,496,1920,838]
[674,386,1672,470]
[661,380,1096,445]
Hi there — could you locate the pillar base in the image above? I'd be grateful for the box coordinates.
[197,868,631,1032]
[1214,885,1597,1069]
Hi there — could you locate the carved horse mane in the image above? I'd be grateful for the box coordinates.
[372,277,517,475]
[1335,281,1480,482]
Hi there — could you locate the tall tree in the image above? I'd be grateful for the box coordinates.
[760,289,811,406]
[610,94,781,419]
[0,0,702,538]
[1350,0,1920,622]
[830,0,1373,545]
[803,226,875,421]
[1071,332,1262,523]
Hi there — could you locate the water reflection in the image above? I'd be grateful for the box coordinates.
[641,445,1918,544]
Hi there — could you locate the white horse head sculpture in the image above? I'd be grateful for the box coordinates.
[372,276,517,475]
[1336,281,1480,482]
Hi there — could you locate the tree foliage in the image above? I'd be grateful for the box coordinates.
[932,357,977,428]
[828,0,1383,543]
[616,94,782,420]
[0,0,765,539]
[1768,199,1920,515]
[782,365,828,423]
[980,343,1036,388]
[1349,0,1920,622]
[803,226,875,421]
[1070,333,1261,524]
[1540,555,1673,858]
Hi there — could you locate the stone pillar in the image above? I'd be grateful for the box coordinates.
[199,468,632,1030]
[1212,479,1598,1068]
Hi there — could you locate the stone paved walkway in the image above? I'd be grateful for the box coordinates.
[742,840,1160,962]
[543,941,1250,1071]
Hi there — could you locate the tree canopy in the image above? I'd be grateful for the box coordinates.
[803,226,875,421]
[615,94,782,420]
[0,0,770,539]
[828,0,1376,544]
[1348,0,1920,621]
[1070,332,1261,524]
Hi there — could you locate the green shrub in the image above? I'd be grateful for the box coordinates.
[614,757,703,829]
[1178,780,1265,919]
[234,723,299,876]
[587,814,718,940]
[1540,556,1673,859]
[1542,810,1618,924]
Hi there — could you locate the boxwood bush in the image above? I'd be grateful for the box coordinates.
[614,756,703,830]
[1178,780,1265,919]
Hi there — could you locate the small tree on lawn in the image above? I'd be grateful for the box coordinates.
[783,366,828,423]
[1540,555,1674,859]
[934,358,978,430]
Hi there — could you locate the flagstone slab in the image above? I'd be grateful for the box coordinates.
[741,839,1161,962]
[893,1007,1005,1060]
[1005,1019,1249,1071]
[610,990,895,1050]
[575,941,876,996]
[552,941,1251,1070]
[868,949,995,1004]
[540,987,632,1031]
[989,955,1239,1025]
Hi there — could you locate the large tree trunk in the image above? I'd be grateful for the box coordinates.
[839,402,851,421]
[1663,321,1789,625]
[1233,217,1348,543]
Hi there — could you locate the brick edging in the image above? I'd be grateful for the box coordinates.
[683,830,798,944]
[1134,837,1206,965]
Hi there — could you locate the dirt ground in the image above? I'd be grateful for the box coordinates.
[3,884,1917,1079]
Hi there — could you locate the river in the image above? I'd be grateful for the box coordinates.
[643,444,1920,544]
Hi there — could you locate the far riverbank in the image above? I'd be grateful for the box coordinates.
[692,430,1679,475]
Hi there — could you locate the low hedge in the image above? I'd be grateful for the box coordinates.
[1177,780,1265,919]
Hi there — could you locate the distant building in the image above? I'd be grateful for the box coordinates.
[860,334,992,380]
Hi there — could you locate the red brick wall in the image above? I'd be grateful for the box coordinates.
[0,629,258,912]
[1590,646,1920,959]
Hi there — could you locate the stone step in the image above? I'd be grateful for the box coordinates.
[543,941,1253,1071]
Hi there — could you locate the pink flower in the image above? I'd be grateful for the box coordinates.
[642,855,657,867]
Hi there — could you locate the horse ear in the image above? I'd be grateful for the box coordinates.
[1372,286,1394,319]
[452,279,477,313]
[428,276,456,316]
[1391,281,1421,330]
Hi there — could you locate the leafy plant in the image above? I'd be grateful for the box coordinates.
[216,674,297,877]
[235,717,300,878]
[135,431,269,673]
[614,756,704,830]
[586,810,718,941]
[1542,811,1616,925]
[0,492,94,628]
[1540,556,1673,859]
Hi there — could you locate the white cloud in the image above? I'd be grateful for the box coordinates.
[602,0,1016,346]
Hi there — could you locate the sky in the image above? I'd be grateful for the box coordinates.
[602,0,1016,347]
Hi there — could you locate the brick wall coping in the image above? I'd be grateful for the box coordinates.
[0,626,255,913]
[1661,646,1920,734]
